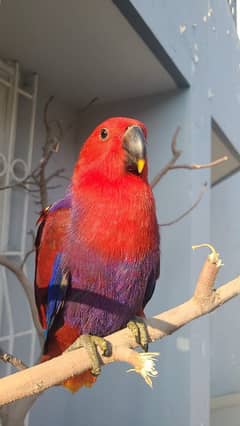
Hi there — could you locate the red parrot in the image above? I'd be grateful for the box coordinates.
[35,117,160,392]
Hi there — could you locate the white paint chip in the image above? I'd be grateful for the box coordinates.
[179,24,187,34]
[208,88,214,99]
[176,337,190,352]
[193,53,199,64]
[208,7,213,17]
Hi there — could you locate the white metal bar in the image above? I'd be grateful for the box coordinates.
[1,268,14,375]
[20,73,38,255]
[0,329,32,342]
[0,77,10,88]
[28,74,39,158]
[1,62,19,251]
[0,77,33,100]
[18,88,33,100]
[0,63,39,386]
[0,251,21,256]
[0,269,5,344]
[7,62,19,164]
[29,328,36,365]
[0,59,14,76]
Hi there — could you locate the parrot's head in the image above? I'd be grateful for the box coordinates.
[74,117,148,183]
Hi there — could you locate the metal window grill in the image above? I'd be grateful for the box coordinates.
[228,0,237,24]
[0,59,38,425]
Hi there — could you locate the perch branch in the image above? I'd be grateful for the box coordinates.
[0,245,240,405]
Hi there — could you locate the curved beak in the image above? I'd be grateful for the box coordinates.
[122,126,147,174]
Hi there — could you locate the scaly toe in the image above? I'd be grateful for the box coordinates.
[127,317,149,352]
[65,334,110,376]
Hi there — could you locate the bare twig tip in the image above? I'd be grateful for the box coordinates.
[192,243,223,266]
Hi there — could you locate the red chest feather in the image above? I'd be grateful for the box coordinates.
[72,172,159,261]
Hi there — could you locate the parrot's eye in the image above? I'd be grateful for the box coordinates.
[100,128,109,141]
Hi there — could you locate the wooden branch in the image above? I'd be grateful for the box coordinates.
[0,255,44,346]
[0,245,239,406]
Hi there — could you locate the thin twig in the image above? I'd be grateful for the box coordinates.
[0,97,67,207]
[43,96,54,133]
[64,97,99,135]
[45,168,66,183]
[160,183,208,227]
[20,248,36,269]
[151,127,181,188]
[150,127,228,189]
[169,156,228,171]
[0,255,44,346]
[0,349,28,371]
[46,185,62,190]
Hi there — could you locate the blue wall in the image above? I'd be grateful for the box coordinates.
[30,1,240,425]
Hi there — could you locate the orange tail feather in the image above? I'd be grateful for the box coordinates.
[41,325,97,392]
[63,370,97,392]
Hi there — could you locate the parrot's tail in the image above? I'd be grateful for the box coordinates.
[63,371,97,392]
[40,325,97,392]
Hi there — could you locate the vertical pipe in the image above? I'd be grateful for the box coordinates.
[20,73,39,255]
[1,62,19,252]
[19,74,39,406]
[2,269,14,376]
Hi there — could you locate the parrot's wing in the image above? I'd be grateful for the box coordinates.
[34,197,71,331]
[142,253,160,309]
[45,252,70,335]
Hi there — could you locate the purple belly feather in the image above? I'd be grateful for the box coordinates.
[63,246,158,337]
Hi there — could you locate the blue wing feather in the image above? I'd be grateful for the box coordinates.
[45,252,70,337]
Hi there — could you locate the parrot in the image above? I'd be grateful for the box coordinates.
[34,116,160,392]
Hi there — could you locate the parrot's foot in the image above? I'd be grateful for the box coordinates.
[127,317,149,352]
[65,334,111,376]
